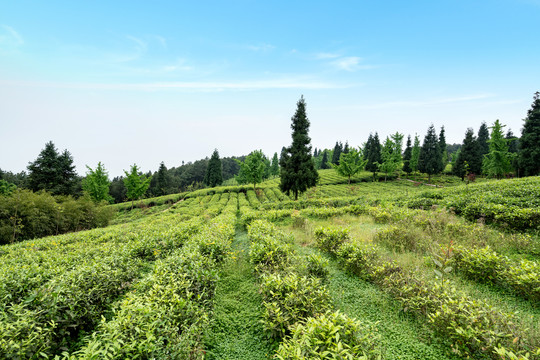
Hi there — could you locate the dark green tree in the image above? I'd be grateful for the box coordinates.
[453,128,481,179]
[410,134,421,177]
[331,141,343,165]
[27,141,78,196]
[365,133,381,174]
[320,150,330,169]
[0,180,16,196]
[204,150,223,187]
[402,135,412,174]
[506,129,519,154]
[439,126,447,171]
[155,161,169,195]
[418,124,442,183]
[270,152,280,176]
[343,142,350,154]
[518,92,540,176]
[477,122,490,174]
[313,148,319,157]
[279,96,319,200]
[83,162,112,203]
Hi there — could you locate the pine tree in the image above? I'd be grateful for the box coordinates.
[410,134,421,177]
[313,148,318,158]
[402,135,412,174]
[483,120,513,178]
[363,134,373,161]
[506,129,519,154]
[518,91,540,176]
[27,141,78,196]
[270,152,279,176]
[204,149,223,187]
[156,162,169,195]
[279,96,319,200]
[365,133,381,173]
[453,128,481,180]
[343,142,350,154]
[331,142,343,165]
[320,150,330,169]
[418,124,442,183]
[439,126,447,172]
[477,122,490,174]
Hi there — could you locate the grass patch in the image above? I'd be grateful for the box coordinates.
[204,228,276,360]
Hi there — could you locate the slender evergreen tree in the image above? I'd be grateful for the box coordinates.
[439,126,447,171]
[270,152,280,176]
[363,134,373,161]
[518,91,540,176]
[477,122,490,174]
[410,134,421,178]
[418,124,442,183]
[402,135,412,174]
[320,150,330,169]
[343,142,350,154]
[279,96,319,200]
[204,149,223,187]
[331,141,343,165]
[156,161,169,195]
[453,128,481,179]
[365,133,381,173]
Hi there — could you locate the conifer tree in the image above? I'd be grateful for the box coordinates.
[518,91,540,176]
[27,141,78,196]
[410,134,421,178]
[320,150,330,169]
[156,162,169,195]
[204,149,223,187]
[477,122,490,174]
[418,124,442,183]
[483,120,513,178]
[453,128,481,180]
[402,135,412,174]
[343,142,350,154]
[363,134,373,161]
[270,152,280,176]
[439,126,447,171]
[279,96,318,200]
[365,133,381,174]
[506,129,519,154]
[331,142,343,165]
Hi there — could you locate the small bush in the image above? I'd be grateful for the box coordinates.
[314,226,350,254]
[305,253,329,281]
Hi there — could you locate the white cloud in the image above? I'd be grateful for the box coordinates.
[331,56,366,71]
[247,43,275,52]
[0,25,24,46]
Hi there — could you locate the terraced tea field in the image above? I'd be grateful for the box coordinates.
[1,171,539,359]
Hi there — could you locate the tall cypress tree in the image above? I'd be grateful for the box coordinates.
[331,141,343,165]
[279,96,319,200]
[477,122,490,174]
[365,133,381,173]
[453,128,481,179]
[410,134,421,177]
[320,150,330,169]
[518,91,540,176]
[156,161,169,195]
[270,152,280,176]
[402,135,412,174]
[439,126,447,171]
[418,124,441,183]
[363,134,373,161]
[204,149,223,187]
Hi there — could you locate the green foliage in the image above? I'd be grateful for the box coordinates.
[271,152,280,176]
[27,141,79,196]
[364,133,381,174]
[410,134,421,175]
[483,120,514,178]
[305,253,329,281]
[82,162,112,203]
[454,128,482,178]
[418,124,443,182]
[403,135,413,174]
[0,189,114,244]
[378,133,403,181]
[204,149,223,187]
[279,96,319,200]
[260,272,332,339]
[275,311,382,360]
[519,92,540,176]
[123,164,152,207]
[236,150,267,190]
[314,226,350,254]
[331,141,343,165]
[0,180,16,196]
[331,148,368,184]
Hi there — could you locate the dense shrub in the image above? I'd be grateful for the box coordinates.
[275,311,381,360]
[0,189,114,244]
[314,226,350,254]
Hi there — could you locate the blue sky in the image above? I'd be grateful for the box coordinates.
[1,0,539,177]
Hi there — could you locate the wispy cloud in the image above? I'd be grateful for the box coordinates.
[0,25,24,46]
[247,43,275,52]
[153,35,167,49]
[331,56,377,71]
[345,94,495,110]
[2,78,352,92]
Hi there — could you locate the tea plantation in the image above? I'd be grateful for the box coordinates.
[1,171,539,359]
